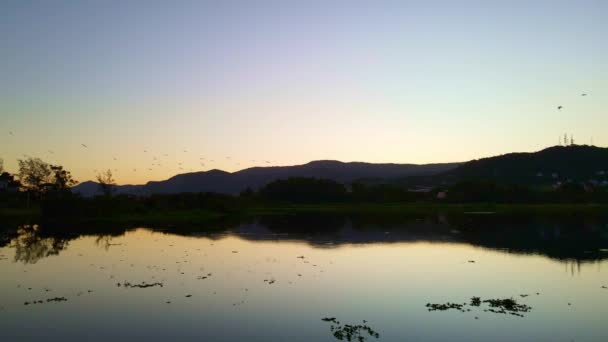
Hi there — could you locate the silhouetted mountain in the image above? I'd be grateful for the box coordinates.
[72,160,459,197]
[443,145,608,184]
[386,145,608,189]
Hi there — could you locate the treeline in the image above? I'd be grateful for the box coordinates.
[3,157,608,222]
[249,177,608,204]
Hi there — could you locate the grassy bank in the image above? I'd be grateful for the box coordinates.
[3,203,608,226]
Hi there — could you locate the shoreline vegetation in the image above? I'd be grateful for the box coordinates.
[2,158,608,228]
[3,203,608,226]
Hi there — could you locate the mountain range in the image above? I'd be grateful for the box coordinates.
[72,145,608,197]
[72,160,460,197]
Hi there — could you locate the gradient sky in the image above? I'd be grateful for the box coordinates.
[1,0,607,184]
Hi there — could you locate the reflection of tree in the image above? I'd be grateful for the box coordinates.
[11,225,69,264]
[95,235,119,251]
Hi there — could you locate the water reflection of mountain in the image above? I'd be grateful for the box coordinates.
[233,214,608,262]
[2,214,608,263]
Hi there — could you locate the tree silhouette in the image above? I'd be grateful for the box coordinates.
[50,165,78,192]
[96,169,116,197]
[18,157,52,195]
[0,158,4,174]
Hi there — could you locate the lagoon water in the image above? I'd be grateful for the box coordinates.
[1,215,608,341]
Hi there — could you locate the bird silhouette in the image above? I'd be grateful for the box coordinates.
[81,144,88,148]
[581,93,588,96]
[8,131,14,136]
[113,157,117,160]
[557,106,563,110]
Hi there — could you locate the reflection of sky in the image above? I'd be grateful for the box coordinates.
[1,228,607,341]
[1,1,607,184]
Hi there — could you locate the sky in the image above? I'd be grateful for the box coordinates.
[1,0,607,184]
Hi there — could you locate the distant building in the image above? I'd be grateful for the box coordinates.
[0,173,20,193]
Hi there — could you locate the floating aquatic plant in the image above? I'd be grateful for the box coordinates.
[118,281,163,288]
[322,317,379,341]
[426,296,533,318]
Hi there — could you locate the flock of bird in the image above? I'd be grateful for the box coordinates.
[5,130,276,180]
[4,91,594,181]
[556,92,589,111]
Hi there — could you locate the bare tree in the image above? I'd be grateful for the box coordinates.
[96,169,116,197]
[18,157,52,194]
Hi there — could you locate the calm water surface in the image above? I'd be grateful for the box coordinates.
[1,215,608,341]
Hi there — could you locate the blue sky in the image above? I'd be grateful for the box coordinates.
[1,0,606,183]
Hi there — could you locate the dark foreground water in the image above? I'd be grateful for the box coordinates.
[1,214,608,341]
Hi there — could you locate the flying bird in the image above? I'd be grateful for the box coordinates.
[81,144,88,148]
[113,157,117,160]
[8,131,14,136]
[557,106,563,110]
[581,93,588,96]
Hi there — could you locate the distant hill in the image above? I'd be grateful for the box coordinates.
[404,145,608,187]
[445,145,608,183]
[72,160,460,197]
